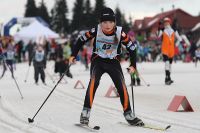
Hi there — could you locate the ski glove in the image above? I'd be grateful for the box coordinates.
[69,56,76,64]
[127,66,136,74]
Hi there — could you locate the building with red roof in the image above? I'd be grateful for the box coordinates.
[132,8,200,41]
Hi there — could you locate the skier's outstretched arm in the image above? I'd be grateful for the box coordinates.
[121,31,137,68]
[70,28,97,63]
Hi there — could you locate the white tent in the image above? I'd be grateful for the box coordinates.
[14,21,59,43]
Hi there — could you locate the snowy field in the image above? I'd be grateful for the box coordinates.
[0,61,200,133]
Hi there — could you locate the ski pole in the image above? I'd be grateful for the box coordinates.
[4,59,24,99]
[1,52,24,99]
[130,75,135,115]
[28,64,72,123]
[24,66,30,82]
[137,72,150,87]
[127,67,150,87]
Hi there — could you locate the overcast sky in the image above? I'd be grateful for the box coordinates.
[0,0,199,23]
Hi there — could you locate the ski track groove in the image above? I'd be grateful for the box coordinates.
[140,113,200,131]
[0,96,37,133]
[0,117,28,133]
[0,122,17,133]
[0,94,66,133]
[2,62,199,132]
[40,83,200,132]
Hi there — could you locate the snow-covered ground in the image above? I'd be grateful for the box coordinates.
[0,61,200,133]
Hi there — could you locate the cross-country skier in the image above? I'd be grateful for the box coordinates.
[69,7,144,126]
[195,46,200,67]
[26,40,36,66]
[158,17,182,85]
[0,38,15,79]
[127,31,141,86]
[30,45,46,85]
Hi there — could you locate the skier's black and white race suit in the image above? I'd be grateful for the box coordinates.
[72,25,137,114]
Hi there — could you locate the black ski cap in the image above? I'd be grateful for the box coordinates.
[100,7,116,22]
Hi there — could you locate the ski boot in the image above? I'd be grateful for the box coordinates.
[42,79,47,85]
[66,72,73,78]
[124,111,144,126]
[130,78,135,86]
[43,82,47,85]
[80,108,90,125]
[136,78,141,86]
[165,77,174,85]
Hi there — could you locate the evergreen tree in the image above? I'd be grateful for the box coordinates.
[24,0,38,17]
[38,0,50,24]
[121,14,131,32]
[115,7,122,26]
[128,15,134,30]
[93,0,106,26]
[85,0,92,15]
[51,0,69,34]
[83,0,93,29]
[71,0,85,31]
[115,7,131,32]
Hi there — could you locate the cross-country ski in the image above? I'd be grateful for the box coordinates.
[118,121,171,131]
[75,123,100,131]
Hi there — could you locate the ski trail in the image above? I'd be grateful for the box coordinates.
[0,93,68,133]
[40,82,200,132]
[139,112,200,131]
[39,84,84,108]
[0,121,22,133]
[0,94,36,133]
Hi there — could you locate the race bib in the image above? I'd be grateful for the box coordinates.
[7,51,14,60]
[35,51,44,62]
[95,25,122,59]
